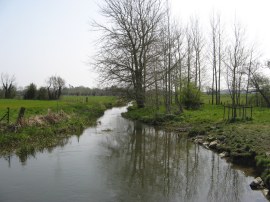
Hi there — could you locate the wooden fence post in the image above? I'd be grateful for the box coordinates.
[223,105,225,120]
[7,107,9,124]
[16,107,26,125]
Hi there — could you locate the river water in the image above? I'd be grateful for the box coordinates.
[0,106,268,202]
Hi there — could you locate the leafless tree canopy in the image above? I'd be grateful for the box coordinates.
[93,1,268,110]
[94,0,164,108]
[1,73,16,99]
[224,22,248,110]
[46,76,65,100]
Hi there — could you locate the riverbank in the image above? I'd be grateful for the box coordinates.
[1,104,266,202]
[0,96,124,156]
[122,103,270,196]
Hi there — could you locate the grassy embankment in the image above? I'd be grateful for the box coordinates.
[0,96,123,156]
[123,94,270,189]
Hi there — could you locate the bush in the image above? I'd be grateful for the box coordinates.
[37,87,49,100]
[264,174,270,187]
[181,83,202,109]
[24,83,37,100]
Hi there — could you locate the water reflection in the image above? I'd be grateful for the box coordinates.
[0,106,267,202]
[1,134,78,166]
[102,119,266,202]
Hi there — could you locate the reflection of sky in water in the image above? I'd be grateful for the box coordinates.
[0,106,268,202]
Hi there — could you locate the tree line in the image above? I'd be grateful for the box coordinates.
[93,0,270,112]
[0,73,128,100]
[62,85,129,97]
[0,74,65,100]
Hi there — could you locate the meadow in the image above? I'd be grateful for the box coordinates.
[0,96,118,123]
[0,96,122,156]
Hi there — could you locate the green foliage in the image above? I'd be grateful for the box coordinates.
[181,83,202,109]
[264,174,270,187]
[46,76,65,100]
[123,105,181,125]
[37,87,49,100]
[24,83,37,100]
[188,128,206,137]
[5,86,16,99]
[0,89,3,98]
[256,155,270,170]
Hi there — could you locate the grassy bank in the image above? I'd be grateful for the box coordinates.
[123,97,270,190]
[0,96,123,157]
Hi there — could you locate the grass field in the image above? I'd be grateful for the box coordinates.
[0,96,122,158]
[0,96,118,123]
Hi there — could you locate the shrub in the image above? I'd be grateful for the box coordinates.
[24,83,37,100]
[37,87,49,100]
[181,83,202,109]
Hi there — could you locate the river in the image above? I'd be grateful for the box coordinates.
[0,106,268,202]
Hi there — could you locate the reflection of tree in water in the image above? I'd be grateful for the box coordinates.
[101,121,202,201]
[206,152,244,202]
[2,133,80,166]
[101,121,252,202]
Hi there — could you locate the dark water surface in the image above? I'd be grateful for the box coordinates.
[0,106,268,202]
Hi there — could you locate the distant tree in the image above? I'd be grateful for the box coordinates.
[24,83,37,100]
[46,76,65,100]
[37,87,49,100]
[0,88,3,98]
[1,73,16,99]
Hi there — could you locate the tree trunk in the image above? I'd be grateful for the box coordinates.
[135,72,145,108]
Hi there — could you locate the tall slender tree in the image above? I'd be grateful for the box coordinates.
[191,17,204,90]
[210,13,223,105]
[224,21,248,118]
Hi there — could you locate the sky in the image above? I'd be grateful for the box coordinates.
[0,0,270,88]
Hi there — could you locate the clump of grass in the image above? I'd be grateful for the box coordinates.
[188,128,207,137]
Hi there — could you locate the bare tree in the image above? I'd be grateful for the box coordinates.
[224,21,248,118]
[93,0,164,108]
[209,13,223,105]
[173,24,186,112]
[160,0,174,113]
[46,76,65,100]
[1,73,16,99]
[191,17,204,90]
[244,47,260,105]
[185,26,194,89]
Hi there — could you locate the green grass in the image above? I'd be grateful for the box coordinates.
[0,96,119,123]
[201,93,253,105]
[0,96,123,157]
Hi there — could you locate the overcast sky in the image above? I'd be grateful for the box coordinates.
[0,0,269,88]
